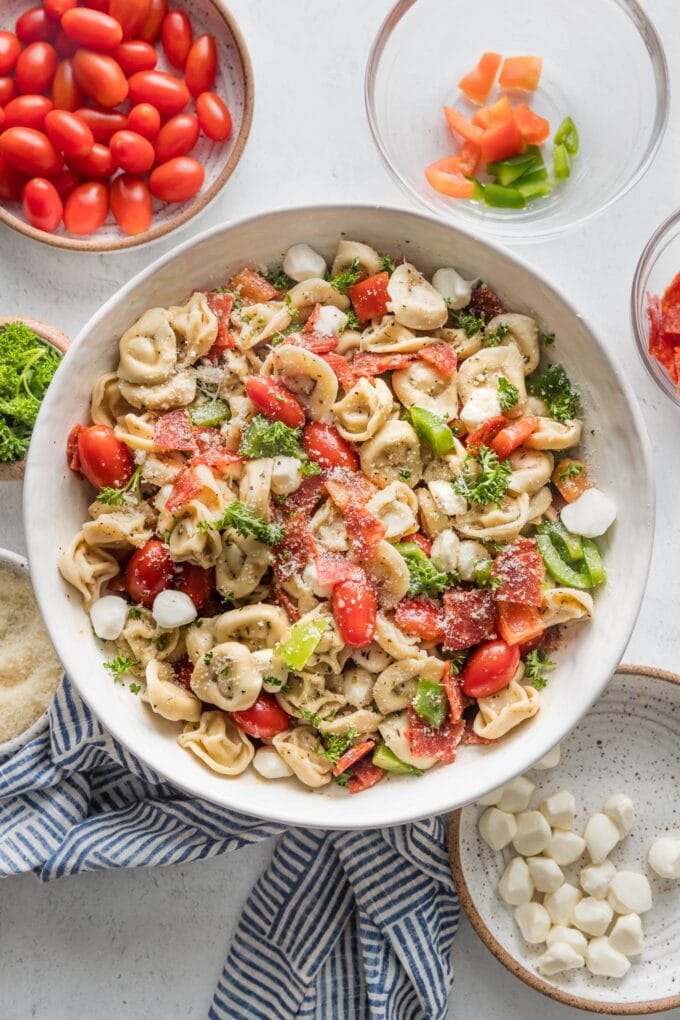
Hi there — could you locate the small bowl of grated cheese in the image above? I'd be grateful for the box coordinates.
[0,548,63,758]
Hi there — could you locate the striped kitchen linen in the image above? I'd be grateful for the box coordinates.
[0,678,459,1020]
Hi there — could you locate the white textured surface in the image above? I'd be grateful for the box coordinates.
[1,0,679,1017]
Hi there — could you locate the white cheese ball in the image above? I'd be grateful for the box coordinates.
[572,896,614,937]
[514,902,552,944]
[608,871,653,915]
[586,937,631,978]
[547,829,586,866]
[584,812,620,863]
[271,456,303,496]
[476,784,504,807]
[252,746,293,779]
[540,790,576,830]
[580,859,617,899]
[604,793,636,838]
[314,305,349,336]
[532,744,561,770]
[90,595,129,641]
[512,810,551,856]
[560,488,617,538]
[430,529,460,574]
[546,925,588,958]
[431,267,473,310]
[527,856,565,894]
[282,243,327,282]
[544,883,582,926]
[428,480,467,517]
[648,836,680,879]
[152,589,196,629]
[479,807,516,851]
[457,541,489,582]
[536,942,585,976]
[497,775,535,814]
[609,913,644,956]
[460,388,503,430]
[498,857,534,906]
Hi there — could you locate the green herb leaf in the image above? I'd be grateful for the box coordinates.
[96,465,143,507]
[129,682,141,695]
[299,705,322,729]
[482,323,510,347]
[540,331,555,347]
[206,499,284,547]
[103,655,139,682]
[393,541,458,597]
[239,415,302,459]
[329,257,361,294]
[558,462,583,481]
[316,727,359,766]
[524,648,555,689]
[453,445,512,507]
[379,254,396,274]
[497,375,520,413]
[344,309,360,331]
[449,309,485,337]
[263,266,294,290]
[527,363,579,422]
[0,321,62,463]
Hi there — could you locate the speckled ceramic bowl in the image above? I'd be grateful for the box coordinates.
[449,665,680,1014]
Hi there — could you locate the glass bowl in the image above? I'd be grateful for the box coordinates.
[632,208,680,407]
[365,0,669,243]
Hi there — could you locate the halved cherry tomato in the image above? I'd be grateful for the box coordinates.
[45,109,94,159]
[63,180,108,234]
[112,40,157,75]
[496,603,545,648]
[0,32,21,76]
[51,167,79,200]
[61,9,123,51]
[125,539,174,608]
[75,106,126,143]
[458,51,502,105]
[4,95,53,131]
[67,142,114,179]
[138,0,167,44]
[302,422,358,470]
[231,693,290,739]
[110,129,155,173]
[410,533,432,556]
[161,10,192,68]
[52,60,83,111]
[22,177,63,231]
[149,156,203,202]
[332,575,377,648]
[128,69,189,116]
[499,56,543,93]
[154,113,199,164]
[126,102,160,141]
[394,597,445,642]
[424,156,475,199]
[55,31,78,58]
[110,173,152,235]
[0,127,62,176]
[196,91,232,141]
[443,106,483,144]
[76,423,133,489]
[228,268,277,303]
[246,376,306,429]
[460,639,520,698]
[44,0,78,17]
[16,43,58,94]
[184,34,216,97]
[490,416,540,459]
[174,563,214,610]
[109,0,151,40]
[0,78,17,106]
[348,271,390,321]
[16,8,58,45]
[513,102,550,145]
[73,49,128,107]
[480,117,524,163]
[0,153,26,201]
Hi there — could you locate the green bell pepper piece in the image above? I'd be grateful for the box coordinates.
[410,406,455,455]
[553,143,571,180]
[483,183,526,209]
[372,744,423,776]
[473,558,495,587]
[412,678,448,728]
[275,618,329,671]
[487,158,538,187]
[583,539,606,586]
[516,179,553,202]
[554,116,580,156]
[190,399,231,428]
[543,521,584,562]
[517,167,549,185]
[536,533,591,589]
[471,177,486,202]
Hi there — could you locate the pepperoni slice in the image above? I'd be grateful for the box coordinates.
[417,342,457,378]
[348,755,385,794]
[442,587,496,650]
[283,332,339,354]
[344,504,386,564]
[165,466,202,511]
[154,409,198,451]
[273,511,312,583]
[321,352,356,390]
[324,468,378,510]
[443,665,469,723]
[406,708,465,763]
[491,537,543,606]
[273,586,300,622]
[281,474,326,516]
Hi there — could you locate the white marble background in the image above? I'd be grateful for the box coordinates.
[1,0,679,1016]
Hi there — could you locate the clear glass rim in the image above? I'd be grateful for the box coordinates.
[365,0,670,243]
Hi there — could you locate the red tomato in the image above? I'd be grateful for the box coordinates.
[332,575,377,648]
[394,597,445,642]
[245,376,306,429]
[110,129,154,173]
[55,31,79,58]
[231,694,290,739]
[44,0,78,17]
[410,532,432,556]
[110,172,152,235]
[72,49,128,107]
[16,8,58,44]
[196,91,232,141]
[0,78,17,106]
[302,422,358,470]
[0,153,26,201]
[45,109,94,159]
[75,106,126,143]
[0,127,62,176]
[76,424,133,489]
[490,417,540,460]
[16,43,58,95]
[128,70,189,116]
[82,0,110,10]
[109,0,151,39]
[63,180,108,234]
[125,540,174,608]
[460,639,520,698]
[0,32,21,76]
[113,40,157,75]
[4,95,53,131]
[52,60,83,111]
[22,177,63,232]
[138,0,167,43]
[154,113,199,164]
[174,563,214,610]
[51,167,80,199]
[67,142,114,179]
[125,102,160,141]
[184,33,216,97]
[61,9,123,51]
[348,272,390,321]
[0,107,5,131]
[161,10,192,68]
[149,156,203,202]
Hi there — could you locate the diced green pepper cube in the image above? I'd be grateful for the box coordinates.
[583,539,606,586]
[412,678,448,728]
[483,184,526,209]
[553,143,571,180]
[516,179,552,202]
[410,406,455,455]
[554,116,580,156]
[275,618,329,671]
[190,399,231,428]
[372,744,423,775]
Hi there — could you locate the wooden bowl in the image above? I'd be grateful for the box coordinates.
[0,316,71,481]
[0,0,253,253]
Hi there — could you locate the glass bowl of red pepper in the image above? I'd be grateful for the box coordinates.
[366,0,669,243]
[632,208,680,406]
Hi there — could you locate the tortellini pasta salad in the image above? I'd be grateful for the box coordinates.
[59,239,617,795]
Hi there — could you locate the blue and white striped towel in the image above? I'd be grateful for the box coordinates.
[0,678,459,1020]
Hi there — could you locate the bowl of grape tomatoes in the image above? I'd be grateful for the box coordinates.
[0,0,253,251]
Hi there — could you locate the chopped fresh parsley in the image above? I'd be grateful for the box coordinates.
[263,266,294,291]
[299,706,321,728]
[447,651,469,674]
[482,323,510,347]
[344,309,360,331]
[97,465,143,507]
[379,254,396,274]
[128,606,141,620]
[453,445,512,507]
[103,655,139,682]
[155,635,167,651]
[449,309,485,337]
[128,682,141,695]
[524,649,555,689]
[558,462,583,481]
[0,321,62,463]
[316,727,359,766]
[239,415,303,459]
[205,499,284,547]
[497,375,520,412]
[329,257,361,293]
[270,322,304,346]
[334,772,350,788]
[398,468,412,482]
[264,674,286,690]
[540,331,555,347]
[204,651,213,666]
[527,363,579,422]
[394,541,458,597]
[299,459,322,477]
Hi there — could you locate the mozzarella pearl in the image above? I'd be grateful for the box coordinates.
[527,855,565,894]
[498,776,535,814]
[584,812,620,863]
[498,857,534,906]
[560,488,617,538]
[544,883,582,926]
[89,595,129,641]
[648,836,680,879]
[313,305,349,336]
[151,590,196,629]
[532,744,561,770]
[608,871,653,915]
[586,937,631,978]
[604,793,636,838]
[536,941,585,976]
[609,913,644,956]
[514,902,551,944]
[541,789,576,830]
[479,807,517,851]
[430,529,460,573]
[512,810,552,856]
[477,784,504,807]
[460,388,503,430]
[547,829,585,866]
[428,480,467,517]
[546,925,588,958]
[282,243,327,282]
[271,455,303,496]
[580,860,616,899]
[432,267,473,310]
[252,747,293,779]
[572,896,614,937]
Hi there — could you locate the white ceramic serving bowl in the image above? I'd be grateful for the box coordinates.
[24,205,654,829]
